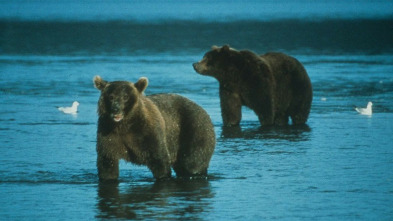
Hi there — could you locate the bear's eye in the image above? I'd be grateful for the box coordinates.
[123,95,129,100]
[108,95,115,101]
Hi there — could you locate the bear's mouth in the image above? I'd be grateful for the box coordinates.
[112,114,124,122]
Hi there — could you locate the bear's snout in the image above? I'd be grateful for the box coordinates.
[192,62,198,70]
[193,62,205,74]
[110,102,125,122]
[111,103,121,113]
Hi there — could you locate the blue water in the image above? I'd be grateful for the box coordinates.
[1,0,392,21]
[1,1,393,220]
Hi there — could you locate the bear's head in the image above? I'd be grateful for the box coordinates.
[193,45,267,82]
[93,76,148,122]
[193,45,245,80]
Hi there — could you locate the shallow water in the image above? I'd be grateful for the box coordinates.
[1,1,393,220]
[1,52,392,220]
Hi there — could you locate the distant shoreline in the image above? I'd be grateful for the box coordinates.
[1,18,392,55]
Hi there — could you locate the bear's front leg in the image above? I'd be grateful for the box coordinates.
[219,86,242,126]
[97,155,119,182]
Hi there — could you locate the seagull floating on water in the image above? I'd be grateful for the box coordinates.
[57,101,79,114]
[355,101,372,116]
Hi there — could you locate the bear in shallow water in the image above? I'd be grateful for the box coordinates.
[193,45,312,127]
[93,76,215,181]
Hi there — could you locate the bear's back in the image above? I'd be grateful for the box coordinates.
[148,93,215,152]
[261,52,308,79]
[148,94,212,127]
[149,93,203,115]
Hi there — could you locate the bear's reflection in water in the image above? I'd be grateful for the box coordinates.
[96,178,214,220]
[221,122,311,142]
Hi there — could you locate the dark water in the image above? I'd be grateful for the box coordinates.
[1,19,393,55]
[1,1,393,220]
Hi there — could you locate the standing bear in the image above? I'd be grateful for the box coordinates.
[93,76,215,181]
[193,45,312,127]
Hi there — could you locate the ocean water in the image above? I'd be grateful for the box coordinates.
[1,1,393,220]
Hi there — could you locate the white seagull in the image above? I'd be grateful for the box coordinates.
[355,101,372,116]
[57,101,79,114]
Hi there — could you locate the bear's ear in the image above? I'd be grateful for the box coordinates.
[211,45,219,50]
[93,75,108,91]
[135,77,148,93]
[221,45,231,52]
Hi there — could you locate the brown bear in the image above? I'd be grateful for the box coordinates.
[93,76,215,181]
[193,45,312,127]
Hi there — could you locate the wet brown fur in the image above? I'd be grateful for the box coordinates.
[193,45,312,126]
[93,76,215,181]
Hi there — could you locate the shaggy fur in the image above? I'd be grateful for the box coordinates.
[193,45,312,126]
[93,76,215,181]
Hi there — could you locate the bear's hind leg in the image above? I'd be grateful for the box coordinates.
[148,159,172,180]
[174,144,211,178]
[291,114,308,125]
[258,113,274,126]
[173,99,215,178]
[174,164,208,178]
[289,105,310,124]
[274,112,289,126]
[255,97,275,126]
[289,103,311,125]
[174,133,215,178]
[289,86,312,125]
